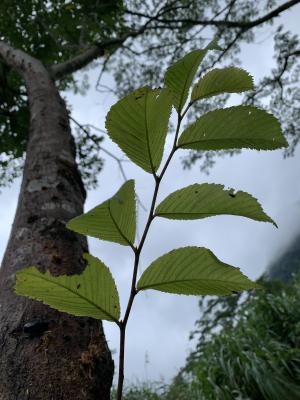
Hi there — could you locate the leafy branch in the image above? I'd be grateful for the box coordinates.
[15,43,287,399]
[116,94,189,398]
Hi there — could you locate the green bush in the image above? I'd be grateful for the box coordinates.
[178,276,300,400]
[111,382,165,400]
[113,276,300,399]
[111,377,198,400]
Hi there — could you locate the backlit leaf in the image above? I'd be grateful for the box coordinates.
[67,180,136,246]
[15,253,120,322]
[164,40,220,113]
[191,67,254,101]
[137,247,260,295]
[178,106,287,151]
[105,87,172,173]
[155,183,276,226]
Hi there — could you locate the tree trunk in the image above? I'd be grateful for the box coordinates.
[0,43,113,399]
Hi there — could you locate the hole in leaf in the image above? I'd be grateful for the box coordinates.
[228,188,237,198]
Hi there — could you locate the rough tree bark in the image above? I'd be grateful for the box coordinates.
[0,43,113,399]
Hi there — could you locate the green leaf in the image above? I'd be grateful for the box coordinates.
[178,106,288,151]
[155,183,276,226]
[164,51,205,113]
[191,67,254,101]
[15,253,120,322]
[205,37,222,51]
[164,40,220,113]
[105,87,172,174]
[137,247,260,295]
[67,180,136,246]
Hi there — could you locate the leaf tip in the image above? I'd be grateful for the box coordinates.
[254,282,264,290]
[65,218,78,233]
[206,38,222,51]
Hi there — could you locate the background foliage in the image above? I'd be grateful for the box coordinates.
[0,0,123,187]
[114,275,300,399]
[0,0,299,188]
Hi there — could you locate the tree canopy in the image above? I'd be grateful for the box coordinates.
[0,0,124,185]
[0,0,299,188]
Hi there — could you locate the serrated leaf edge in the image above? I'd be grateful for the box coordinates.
[155,183,277,227]
[191,67,255,102]
[137,246,261,294]
[178,106,288,149]
[15,253,120,323]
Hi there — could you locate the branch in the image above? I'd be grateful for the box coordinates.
[50,45,105,80]
[124,3,190,20]
[290,50,300,57]
[214,29,245,66]
[50,2,191,81]
[50,5,164,82]
[0,41,45,78]
[50,33,137,80]
[170,0,238,64]
[95,50,116,91]
[147,0,300,30]
[246,47,300,104]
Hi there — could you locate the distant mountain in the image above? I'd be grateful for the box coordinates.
[265,233,300,282]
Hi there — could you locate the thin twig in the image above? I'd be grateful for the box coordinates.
[84,124,106,134]
[141,0,300,30]
[95,50,116,92]
[95,83,118,96]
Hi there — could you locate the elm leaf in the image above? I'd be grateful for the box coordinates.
[178,106,287,151]
[67,180,136,246]
[191,67,254,101]
[155,183,276,226]
[105,87,172,173]
[137,247,260,295]
[15,253,120,322]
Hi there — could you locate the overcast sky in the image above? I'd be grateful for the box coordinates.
[1,4,300,386]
